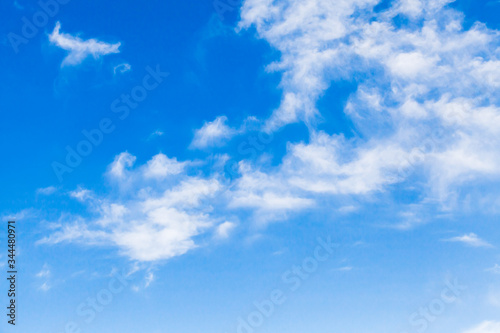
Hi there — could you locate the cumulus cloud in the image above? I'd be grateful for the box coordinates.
[49,21,121,66]
[40,0,500,261]
[39,152,223,262]
[143,153,186,179]
[238,0,500,207]
[190,116,238,149]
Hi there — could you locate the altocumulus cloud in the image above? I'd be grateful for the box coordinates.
[49,21,121,66]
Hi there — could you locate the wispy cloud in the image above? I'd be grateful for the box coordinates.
[148,130,164,140]
[36,186,57,196]
[113,62,131,74]
[443,233,494,248]
[36,264,51,278]
[49,21,121,66]
[463,321,500,333]
[486,264,500,274]
[36,264,51,292]
[39,152,223,262]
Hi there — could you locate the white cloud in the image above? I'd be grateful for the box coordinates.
[113,62,131,74]
[190,116,237,149]
[40,0,500,262]
[143,153,186,179]
[486,264,500,274]
[36,264,51,278]
[36,264,52,292]
[463,321,500,333]
[215,222,236,239]
[238,0,500,207]
[108,152,136,179]
[69,187,93,202]
[148,130,164,140]
[443,233,494,248]
[229,162,315,223]
[336,266,353,272]
[36,186,57,196]
[49,21,121,66]
[40,152,223,262]
[144,271,155,288]
[39,282,51,292]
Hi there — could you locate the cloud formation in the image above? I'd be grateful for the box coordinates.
[190,116,238,149]
[238,0,500,207]
[39,153,227,262]
[41,0,500,261]
[49,21,121,66]
[444,233,494,248]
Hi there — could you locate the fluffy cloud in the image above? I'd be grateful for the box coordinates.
[238,0,500,206]
[41,0,500,261]
[49,21,121,66]
[39,153,223,262]
[215,221,237,239]
[190,116,238,149]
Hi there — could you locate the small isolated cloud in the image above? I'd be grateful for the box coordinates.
[144,271,155,288]
[49,21,121,66]
[36,186,57,196]
[215,221,236,239]
[36,264,51,292]
[486,264,500,274]
[39,282,51,292]
[463,321,500,333]
[336,266,353,272]
[148,130,164,140]
[444,233,494,248]
[113,62,131,74]
[69,187,93,202]
[190,116,237,149]
[36,264,51,278]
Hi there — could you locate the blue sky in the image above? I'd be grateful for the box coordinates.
[1,0,500,332]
